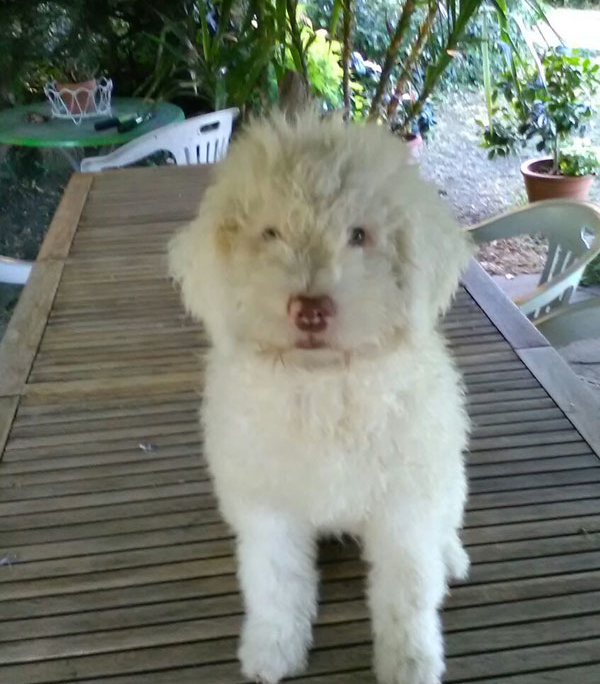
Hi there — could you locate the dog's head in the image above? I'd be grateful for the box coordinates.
[169,110,473,362]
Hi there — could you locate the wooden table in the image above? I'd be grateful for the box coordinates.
[1,166,599,683]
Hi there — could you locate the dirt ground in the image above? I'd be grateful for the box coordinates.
[420,90,600,275]
[0,148,70,337]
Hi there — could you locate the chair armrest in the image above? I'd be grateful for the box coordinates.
[536,297,600,346]
[81,137,159,172]
[0,257,32,285]
[466,199,600,245]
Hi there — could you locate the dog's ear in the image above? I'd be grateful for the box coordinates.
[425,217,474,317]
[401,185,474,325]
[168,217,206,322]
[169,205,241,315]
[214,218,240,258]
[168,210,228,322]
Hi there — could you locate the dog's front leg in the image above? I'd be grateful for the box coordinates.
[364,504,447,684]
[235,511,318,684]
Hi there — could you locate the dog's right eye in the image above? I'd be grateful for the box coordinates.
[262,227,280,241]
[348,227,367,247]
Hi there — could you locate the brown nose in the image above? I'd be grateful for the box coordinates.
[288,295,336,333]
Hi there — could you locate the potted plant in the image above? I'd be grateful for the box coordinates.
[52,56,99,114]
[482,47,600,201]
[388,100,436,161]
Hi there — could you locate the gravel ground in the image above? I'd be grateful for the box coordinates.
[420,89,600,276]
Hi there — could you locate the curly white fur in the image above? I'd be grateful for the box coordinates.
[169,110,473,684]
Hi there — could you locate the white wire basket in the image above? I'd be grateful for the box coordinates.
[44,77,113,125]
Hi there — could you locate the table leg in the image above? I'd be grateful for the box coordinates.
[56,147,83,171]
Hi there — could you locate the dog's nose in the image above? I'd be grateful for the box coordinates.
[288,295,336,333]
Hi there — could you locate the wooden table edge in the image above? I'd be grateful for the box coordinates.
[0,396,19,455]
[462,259,600,459]
[461,260,550,351]
[0,172,93,421]
[37,174,93,260]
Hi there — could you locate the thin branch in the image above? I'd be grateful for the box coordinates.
[342,0,355,115]
[368,0,417,121]
[287,0,309,81]
[386,0,438,120]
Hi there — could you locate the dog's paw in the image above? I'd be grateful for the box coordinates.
[239,620,309,684]
[374,639,444,684]
[376,655,443,684]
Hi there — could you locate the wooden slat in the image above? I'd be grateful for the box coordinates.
[0,466,208,502]
[4,419,199,451]
[22,372,200,401]
[468,453,600,476]
[465,664,600,684]
[0,481,212,517]
[466,497,600,527]
[0,509,219,547]
[463,512,600,544]
[0,497,219,535]
[0,443,202,475]
[0,432,200,462]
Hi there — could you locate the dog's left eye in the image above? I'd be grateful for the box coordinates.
[348,227,367,247]
[262,227,280,241]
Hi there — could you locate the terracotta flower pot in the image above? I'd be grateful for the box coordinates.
[55,78,97,114]
[520,157,594,202]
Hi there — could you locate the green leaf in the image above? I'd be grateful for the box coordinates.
[276,0,287,55]
[199,10,211,63]
[288,42,304,73]
[329,0,344,37]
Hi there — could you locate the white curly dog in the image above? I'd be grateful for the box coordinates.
[169,110,473,684]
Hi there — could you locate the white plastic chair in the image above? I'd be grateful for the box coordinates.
[0,256,32,285]
[80,107,239,172]
[536,298,600,346]
[467,200,600,322]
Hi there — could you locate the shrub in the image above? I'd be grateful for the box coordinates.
[481,48,600,174]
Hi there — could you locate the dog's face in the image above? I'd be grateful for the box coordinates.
[170,111,473,362]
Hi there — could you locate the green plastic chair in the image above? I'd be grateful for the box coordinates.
[467,199,600,322]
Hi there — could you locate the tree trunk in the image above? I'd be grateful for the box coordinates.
[553,135,560,174]
[386,1,438,121]
[279,69,310,119]
[368,0,417,121]
[342,0,355,116]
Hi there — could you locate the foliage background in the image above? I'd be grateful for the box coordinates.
[2,0,600,288]
[0,0,534,113]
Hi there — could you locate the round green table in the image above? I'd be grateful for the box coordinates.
[0,97,184,169]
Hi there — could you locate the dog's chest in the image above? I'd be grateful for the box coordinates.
[203,355,424,524]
